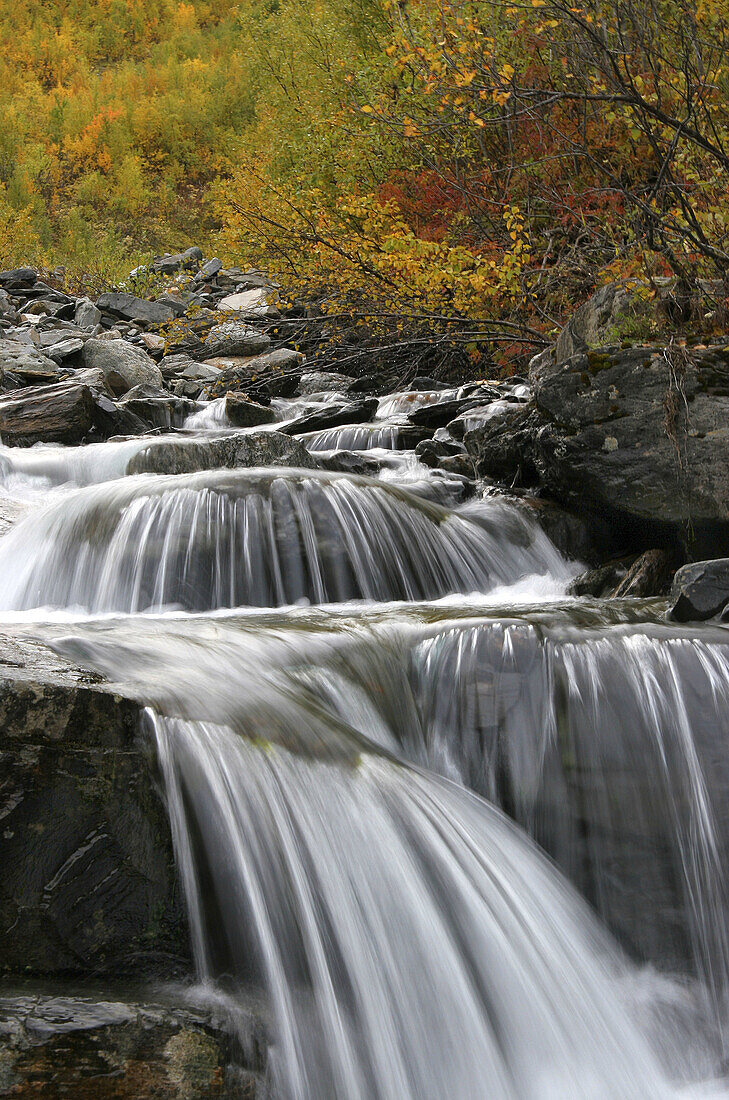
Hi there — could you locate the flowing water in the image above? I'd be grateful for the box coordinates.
[3,392,729,1097]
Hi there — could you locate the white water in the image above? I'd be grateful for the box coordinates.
[2,384,729,1096]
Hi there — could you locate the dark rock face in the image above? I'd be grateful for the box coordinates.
[669,559,729,621]
[0,991,267,1098]
[463,405,540,484]
[224,393,276,428]
[0,382,97,446]
[96,292,175,327]
[281,398,377,436]
[0,636,187,978]
[530,344,729,555]
[612,549,674,597]
[127,431,317,476]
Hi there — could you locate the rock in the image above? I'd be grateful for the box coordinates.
[218,287,277,317]
[414,438,465,468]
[202,323,271,359]
[161,353,221,384]
[44,336,84,362]
[316,450,384,477]
[200,257,223,279]
[0,382,97,446]
[530,343,729,556]
[569,557,636,597]
[118,385,197,431]
[669,559,729,621]
[211,348,304,399]
[281,398,378,436]
[410,376,449,391]
[96,292,175,327]
[0,632,187,976]
[611,548,674,597]
[83,338,164,395]
[511,496,599,564]
[463,404,540,484]
[141,332,166,352]
[409,398,485,430]
[0,268,35,289]
[0,339,59,385]
[555,282,652,362]
[151,246,202,275]
[127,431,318,476]
[297,371,355,395]
[224,393,276,428]
[0,991,266,1098]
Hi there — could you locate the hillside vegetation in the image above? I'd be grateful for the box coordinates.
[2,0,728,363]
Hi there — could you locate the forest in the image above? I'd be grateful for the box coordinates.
[2,0,728,361]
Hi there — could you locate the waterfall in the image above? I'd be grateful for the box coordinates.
[298,424,410,452]
[0,468,571,613]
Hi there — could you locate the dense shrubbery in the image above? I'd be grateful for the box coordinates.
[2,0,728,362]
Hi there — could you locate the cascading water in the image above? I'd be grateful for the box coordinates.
[4,383,729,1096]
[0,468,570,612]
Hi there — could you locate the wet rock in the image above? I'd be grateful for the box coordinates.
[414,438,465,468]
[409,398,483,430]
[224,393,276,428]
[281,398,378,436]
[96,292,175,327]
[669,559,729,621]
[316,450,383,477]
[82,338,164,395]
[611,549,674,597]
[0,382,97,446]
[127,431,318,476]
[512,497,599,564]
[117,384,197,431]
[0,634,187,976]
[569,557,636,597]
[202,324,271,359]
[530,343,729,556]
[462,404,540,484]
[0,991,266,1098]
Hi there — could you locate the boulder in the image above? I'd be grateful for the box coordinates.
[0,632,186,977]
[224,392,276,427]
[669,559,729,622]
[297,371,355,395]
[202,323,271,359]
[0,991,266,1099]
[409,397,485,430]
[569,558,636,597]
[463,404,540,483]
[530,343,729,555]
[210,348,304,399]
[96,292,175,327]
[74,297,102,329]
[281,398,378,436]
[217,287,276,316]
[0,339,59,385]
[118,384,197,431]
[0,268,35,289]
[611,548,674,597]
[82,338,164,395]
[0,382,97,446]
[127,430,318,476]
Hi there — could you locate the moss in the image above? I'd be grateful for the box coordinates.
[585,351,614,373]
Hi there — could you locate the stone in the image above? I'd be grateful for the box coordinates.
[0,268,35,289]
[569,557,636,597]
[0,633,187,976]
[202,323,271,359]
[530,343,729,556]
[141,332,166,352]
[669,559,729,621]
[280,398,378,436]
[217,287,277,317]
[82,338,164,395]
[127,431,318,476]
[211,348,304,399]
[611,548,674,597]
[409,397,485,429]
[44,337,84,362]
[297,371,355,395]
[224,392,276,427]
[200,257,223,278]
[462,404,540,484]
[555,282,654,363]
[96,292,175,326]
[118,384,197,431]
[0,339,58,384]
[0,992,267,1098]
[0,382,97,446]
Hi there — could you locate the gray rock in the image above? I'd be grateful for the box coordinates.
[0,339,58,384]
[82,338,164,395]
[297,371,355,395]
[669,559,729,621]
[212,348,304,399]
[0,990,266,1098]
[160,353,221,382]
[0,633,187,976]
[463,404,540,483]
[0,382,97,446]
[611,548,674,597]
[0,268,35,289]
[96,292,174,326]
[45,337,84,362]
[217,287,277,317]
[202,323,271,359]
[281,398,378,436]
[224,392,276,427]
[127,431,318,476]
